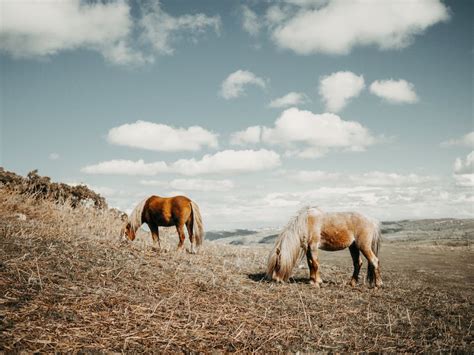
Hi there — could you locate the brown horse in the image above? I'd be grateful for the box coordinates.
[267,206,382,288]
[121,195,204,253]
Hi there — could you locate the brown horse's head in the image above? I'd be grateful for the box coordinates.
[120,217,136,241]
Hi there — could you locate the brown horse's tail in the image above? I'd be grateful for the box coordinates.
[190,200,204,247]
[367,219,382,284]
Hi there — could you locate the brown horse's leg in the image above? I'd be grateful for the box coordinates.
[359,245,382,288]
[306,243,322,287]
[349,242,362,287]
[185,219,195,254]
[176,223,186,251]
[148,223,160,250]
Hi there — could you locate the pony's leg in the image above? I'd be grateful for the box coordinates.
[306,243,322,287]
[185,220,195,254]
[349,242,363,287]
[176,223,186,251]
[359,245,382,288]
[148,223,160,250]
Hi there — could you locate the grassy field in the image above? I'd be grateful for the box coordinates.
[1,188,473,352]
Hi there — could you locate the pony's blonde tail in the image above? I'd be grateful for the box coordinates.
[190,200,204,247]
[367,219,382,284]
[371,220,382,257]
[266,207,311,282]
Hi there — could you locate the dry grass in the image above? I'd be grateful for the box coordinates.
[1,188,473,352]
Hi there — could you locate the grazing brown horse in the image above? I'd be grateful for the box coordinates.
[121,195,204,253]
[267,206,382,288]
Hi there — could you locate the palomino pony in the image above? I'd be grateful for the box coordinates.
[121,195,204,253]
[267,206,382,288]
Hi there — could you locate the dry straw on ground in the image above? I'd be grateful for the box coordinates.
[0,170,472,352]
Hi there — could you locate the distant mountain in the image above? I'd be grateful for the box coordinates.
[205,229,259,241]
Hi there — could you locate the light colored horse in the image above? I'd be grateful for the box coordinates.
[121,195,204,253]
[267,206,382,288]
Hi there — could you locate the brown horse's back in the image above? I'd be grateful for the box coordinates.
[143,195,192,227]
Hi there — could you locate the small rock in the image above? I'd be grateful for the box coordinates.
[15,213,27,221]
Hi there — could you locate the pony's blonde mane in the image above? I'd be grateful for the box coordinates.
[129,197,148,232]
[266,206,323,282]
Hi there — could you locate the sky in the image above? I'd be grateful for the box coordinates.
[0,0,473,230]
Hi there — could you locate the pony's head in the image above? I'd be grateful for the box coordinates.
[120,215,136,241]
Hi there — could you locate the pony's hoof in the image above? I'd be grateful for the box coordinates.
[310,280,321,288]
[349,279,357,287]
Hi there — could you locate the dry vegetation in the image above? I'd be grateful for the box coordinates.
[0,170,473,352]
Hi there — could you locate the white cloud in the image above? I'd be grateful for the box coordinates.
[453,174,474,187]
[66,182,123,198]
[101,40,152,66]
[81,159,169,176]
[270,0,450,55]
[369,79,419,104]
[453,152,474,187]
[261,107,376,157]
[141,178,234,192]
[454,151,474,175]
[265,5,290,25]
[0,0,131,61]
[139,1,221,56]
[268,92,308,108]
[287,170,436,186]
[48,153,60,160]
[172,149,281,175]
[283,0,328,7]
[230,126,262,146]
[82,149,281,176]
[0,0,220,66]
[241,5,261,36]
[107,120,218,152]
[220,70,266,99]
[348,171,437,186]
[288,170,341,182]
[319,71,365,112]
[441,132,474,148]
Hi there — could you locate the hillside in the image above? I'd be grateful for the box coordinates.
[0,170,473,352]
[208,219,474,247]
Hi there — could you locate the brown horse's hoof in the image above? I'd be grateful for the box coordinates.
[349,279,357,287]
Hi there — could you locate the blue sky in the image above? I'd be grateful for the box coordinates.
[1,0,472,229]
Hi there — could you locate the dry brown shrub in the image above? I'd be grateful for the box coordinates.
[0,168,107,209]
